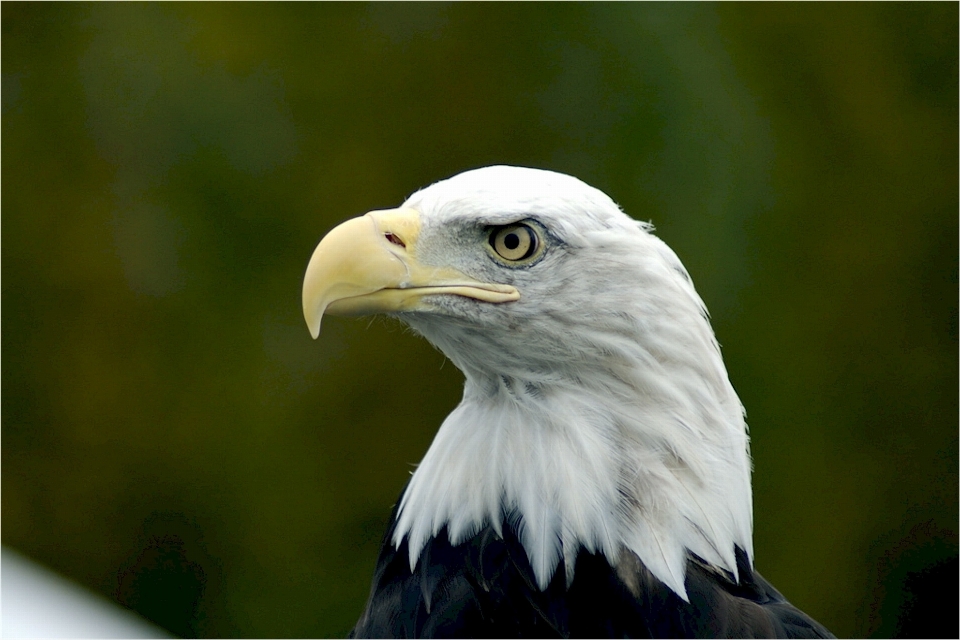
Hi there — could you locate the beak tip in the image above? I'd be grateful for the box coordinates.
[305,314,321,340]
[304,302,322,339]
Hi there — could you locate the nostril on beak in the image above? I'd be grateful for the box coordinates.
[384,232,406,248]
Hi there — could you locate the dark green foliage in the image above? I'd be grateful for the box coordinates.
[2,3,956,637]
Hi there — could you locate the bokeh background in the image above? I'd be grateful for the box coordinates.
[3,3,956,638]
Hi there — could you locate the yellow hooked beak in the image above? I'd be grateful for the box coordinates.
[302,208,520,338]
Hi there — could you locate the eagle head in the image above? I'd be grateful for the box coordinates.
[302,166,753,600]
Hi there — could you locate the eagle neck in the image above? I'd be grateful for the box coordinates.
[392,365,753,601]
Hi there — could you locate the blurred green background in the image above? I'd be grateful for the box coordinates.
[3,3,956,638]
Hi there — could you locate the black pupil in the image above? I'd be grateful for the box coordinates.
[504,232,520,250]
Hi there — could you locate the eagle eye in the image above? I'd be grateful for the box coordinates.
[489,224,540,263]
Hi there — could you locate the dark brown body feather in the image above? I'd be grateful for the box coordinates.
[351,493,834,639]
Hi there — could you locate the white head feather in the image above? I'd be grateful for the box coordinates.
[389,166,753,601]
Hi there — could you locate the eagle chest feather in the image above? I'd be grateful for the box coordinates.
[351,493,831,638]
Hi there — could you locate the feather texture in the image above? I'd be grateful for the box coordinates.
[354,493,833,638]
[393,167,752,599]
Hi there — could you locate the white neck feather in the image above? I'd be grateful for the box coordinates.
[393,309,753,601]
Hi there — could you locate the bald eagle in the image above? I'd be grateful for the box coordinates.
[302,166,833,638]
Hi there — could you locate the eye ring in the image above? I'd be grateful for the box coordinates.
[489,223,540,262]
